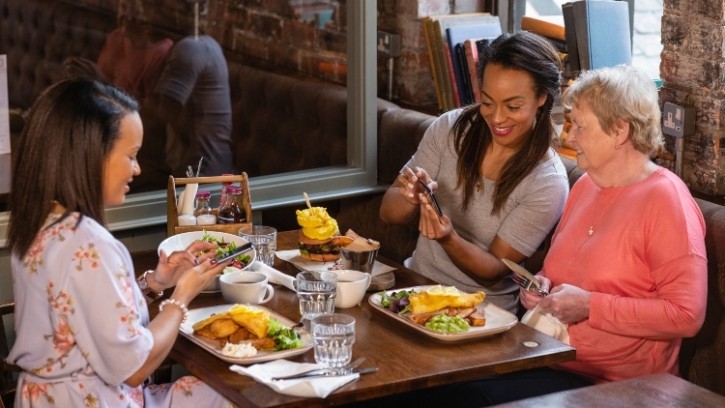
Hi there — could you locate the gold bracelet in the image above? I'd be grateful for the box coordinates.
[158,298,189,324]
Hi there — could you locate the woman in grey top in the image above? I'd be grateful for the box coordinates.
[380,32,569,314]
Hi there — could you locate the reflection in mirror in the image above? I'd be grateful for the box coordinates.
[0,0,377,241]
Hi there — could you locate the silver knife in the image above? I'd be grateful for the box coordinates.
[501,258,549,296]
[271,357,365,381]
[271,366,378,381]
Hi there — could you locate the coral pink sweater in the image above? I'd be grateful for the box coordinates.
[541,167,707,382]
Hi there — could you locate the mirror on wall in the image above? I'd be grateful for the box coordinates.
[0,0,377,238]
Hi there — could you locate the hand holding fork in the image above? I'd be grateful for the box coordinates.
[501,259,549,297]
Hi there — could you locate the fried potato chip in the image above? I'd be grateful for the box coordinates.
[229,305,270,339]
[228,327,252,344]
[210,318,240,338]
[192,311,231,332]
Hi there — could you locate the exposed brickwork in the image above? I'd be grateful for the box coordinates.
[660,0,725,195]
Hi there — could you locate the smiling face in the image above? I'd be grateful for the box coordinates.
[567,98,619,175]
[479,64,547,150]
[103,112,143,207]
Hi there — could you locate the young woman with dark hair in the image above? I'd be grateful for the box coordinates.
[380,31,569,314]
[6,78,232,407]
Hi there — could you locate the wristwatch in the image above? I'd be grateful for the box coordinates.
[137,270,164,300]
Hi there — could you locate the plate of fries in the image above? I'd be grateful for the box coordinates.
[181,304,312,364]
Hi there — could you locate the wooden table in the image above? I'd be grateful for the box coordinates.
[133,230,575,407]
[490,372,725,407]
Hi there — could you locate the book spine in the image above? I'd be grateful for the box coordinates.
[432,19,455,111]
[572,1,591,71]
[464,39,481,103]
[561,2,580,77]
[443,42,461,108]
[422,18,445,111]
[456,44,472,105]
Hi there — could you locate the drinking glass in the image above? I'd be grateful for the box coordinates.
[294,271,337,321]
[239,225,277,266]
[311,313,356,368]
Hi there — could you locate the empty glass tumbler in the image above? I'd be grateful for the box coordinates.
[239,225,277,266]
[311,313,356,368]
[294,271,337,321]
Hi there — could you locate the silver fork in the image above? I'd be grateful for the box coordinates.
[501,259,549,297]
[511,273,549,297]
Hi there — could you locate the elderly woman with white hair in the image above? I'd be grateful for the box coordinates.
[517,64,707,388]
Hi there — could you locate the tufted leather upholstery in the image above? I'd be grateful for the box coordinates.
[0,0,115,110]
[228,63,400,177]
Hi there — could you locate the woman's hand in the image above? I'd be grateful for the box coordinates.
[520,274,552,310]
[539,283,591,324]
[397,166,436,206]
[171,258,230,305]
[151,241,216,290]
[418,195,452,241]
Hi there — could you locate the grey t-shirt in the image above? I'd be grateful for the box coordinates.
[407,109,569,313]
[155,35,234,177]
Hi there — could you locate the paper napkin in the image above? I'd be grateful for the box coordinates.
[275,249,395,277]
[521,304,570,344]
[230,359,359,398]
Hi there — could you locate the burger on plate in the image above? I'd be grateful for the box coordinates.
[296,206,345,262]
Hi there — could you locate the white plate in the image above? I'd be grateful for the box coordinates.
[275,249,395,277]
[180,304,312,364]
[368,286,518,342]
[158,231,256,292]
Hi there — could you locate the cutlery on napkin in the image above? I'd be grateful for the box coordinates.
[230,359,364,398]
[270,357,366,381]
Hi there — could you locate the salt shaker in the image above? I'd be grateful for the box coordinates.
[194,190,216,225]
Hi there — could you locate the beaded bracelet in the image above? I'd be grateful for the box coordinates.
[158,298,189,324]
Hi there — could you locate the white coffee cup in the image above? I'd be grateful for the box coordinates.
[329,269,371,308]
[220,271,275,304]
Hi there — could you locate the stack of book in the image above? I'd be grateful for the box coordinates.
[422,13,502,112]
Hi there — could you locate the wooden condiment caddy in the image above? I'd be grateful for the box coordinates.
[166,173,252,237]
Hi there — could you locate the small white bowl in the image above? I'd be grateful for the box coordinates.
[157,231,256,291]
[329,269,371,308]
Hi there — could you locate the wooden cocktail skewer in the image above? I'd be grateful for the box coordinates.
[303,192,313,209]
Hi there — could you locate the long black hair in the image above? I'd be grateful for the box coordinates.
[451,31,562,214]
[8,78,139,258]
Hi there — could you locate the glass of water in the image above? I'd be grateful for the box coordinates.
[311,313,356,368]
[294,270,337,321]
[239,225,277,266]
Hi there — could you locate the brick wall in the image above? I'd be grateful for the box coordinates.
[660,0,725,196]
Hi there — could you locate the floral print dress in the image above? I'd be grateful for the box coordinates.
[7,213,232,407]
